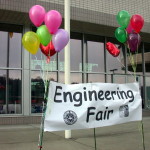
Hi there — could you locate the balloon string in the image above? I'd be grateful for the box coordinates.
[38,70,49,150]
[118,44,145,150]
[116,57,135,78]
[93,128,97,150]
[34,56,44,82]
[35,53,51,149]
[38,101,47,150]
[138,120,145,150]
[124,45,145,150]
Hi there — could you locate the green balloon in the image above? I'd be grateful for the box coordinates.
[36,25,52,46]
[116,10,130,28]
[115,27,127,43]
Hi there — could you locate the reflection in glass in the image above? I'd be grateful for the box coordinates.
[113,75,126,84]
[106,75,112,83]
[31,49,57,71]
[9,33,22,68]
[127,75,135,83]
[70,39,82,71]
[145,76,150,109]
[71,73,82,84]
[0,30,22,114]
[144,43,150,73]
[0,70,6,114]
[88,74,105,83]
[59,72,64,83]
[8,70,22,114]
[0,31,8,67]
[31,71,57,113]
[107,44,124,74]
[144,43,150,53]
[59,73,82,84]
[0,70,22,114]
[58,49,64,71]
[87,41,104,72]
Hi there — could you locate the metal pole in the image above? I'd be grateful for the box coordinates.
[64,0,71,139]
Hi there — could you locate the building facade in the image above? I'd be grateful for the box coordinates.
[0,0,150,124]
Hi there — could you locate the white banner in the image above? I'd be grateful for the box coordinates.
[44,81,142,131]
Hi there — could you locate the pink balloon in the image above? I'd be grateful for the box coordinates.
[45,10,62,34]
[52,29,69,52]
[29,5,46,27]
[126,22,133,34]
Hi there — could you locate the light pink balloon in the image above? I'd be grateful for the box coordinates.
[45,10,62,34]
[29,5,46,27]
[52,29,69,52]
[126,22,133,34]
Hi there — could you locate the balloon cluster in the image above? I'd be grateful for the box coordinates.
[106,10,144,57]
[22,5,69,63]
[115,10,144,52]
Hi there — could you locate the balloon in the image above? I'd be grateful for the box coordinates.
[40,41,56,57]
[22,31,40,54]
[126,22,134,34]
[29,5,46,27]
[127,32,141,52]
[45,10,62,34]
[36,25,52,46]
[106,42,120,57]
[40,41,56,63]
[115,27,127,43]
[52,29,69,52]
[130,14,144,33]
[116,10,130,28]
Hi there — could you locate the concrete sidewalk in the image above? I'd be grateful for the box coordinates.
[0,117,150,150]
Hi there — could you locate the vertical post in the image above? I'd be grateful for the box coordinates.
[23,25,30,116]
[64,0,71,139]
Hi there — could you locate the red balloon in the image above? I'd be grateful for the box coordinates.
[106,42,120,57]
[130,14,144,33]
[40,41,56,57]
[40,41,56,63]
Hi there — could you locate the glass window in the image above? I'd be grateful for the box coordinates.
[31,49,57,71]
[0,24,22,114]
[144,43,150,73]
[144,42,150,53]
[8,70,22,114]
[58,49,64,71]
[113,75,126,84]
[0,70,6,114]
[31,71,57,113]
[9,33,22,68]
[106,38,124,74]
[59,72,64,83]
[0,70,21,114]
[88,74,105,83]
[31,71,44,113]
[59,73,82,84]
[127,75,136,83]
[87,41,104,72]
[70,39,82,71]
[0,31,8,67]
[71,73,82,84]
[107,50,124,74]
[106,74,112,83]
[145,76,150,109]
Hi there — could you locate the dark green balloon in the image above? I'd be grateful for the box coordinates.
[116,10,130,28]
[36,25,52,46]
[115,27,127,43]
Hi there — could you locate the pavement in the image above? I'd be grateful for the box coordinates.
[0,116,150,150]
